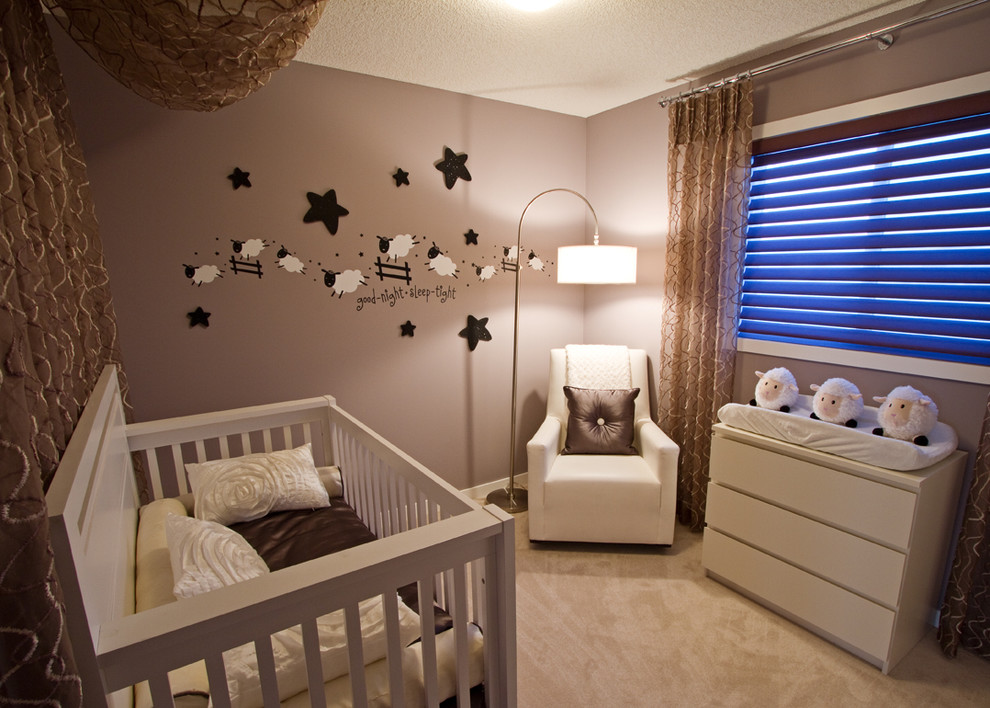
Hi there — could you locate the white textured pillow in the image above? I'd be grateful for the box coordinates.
[164,514,269,600]
[186,443,330,525]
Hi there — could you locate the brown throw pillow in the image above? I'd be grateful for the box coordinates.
[562,387,639,455]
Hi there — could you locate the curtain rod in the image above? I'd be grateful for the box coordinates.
[657,0,988,108]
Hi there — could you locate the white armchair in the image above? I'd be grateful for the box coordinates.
[527,347,679,545]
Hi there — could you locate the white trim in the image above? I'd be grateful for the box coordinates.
[754,70,990,140]
[738,337,990,385]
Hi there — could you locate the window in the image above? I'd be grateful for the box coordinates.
[740,98,990,368]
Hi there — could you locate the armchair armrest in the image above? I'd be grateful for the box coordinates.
[526,416,561,538]
[526,416,562,489]
[637,418,679,544]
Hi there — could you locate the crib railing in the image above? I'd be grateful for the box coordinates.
[119,394,516,707]
[99,510,513,708]
[127,396,337,501]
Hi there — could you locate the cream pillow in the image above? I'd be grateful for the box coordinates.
[164,513,269,599]
[136,498,188,612]
[185,443,330,525]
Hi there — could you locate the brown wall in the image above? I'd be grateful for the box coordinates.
[52,4,990,493]
[52,25,589,492]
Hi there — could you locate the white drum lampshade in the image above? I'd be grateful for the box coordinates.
[557,244,637,284]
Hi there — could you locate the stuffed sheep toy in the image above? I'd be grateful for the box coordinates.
[809,378,863,428]
[872,385,939,446]
[749,367,799,412]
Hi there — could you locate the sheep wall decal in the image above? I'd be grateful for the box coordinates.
[182,161,526,338]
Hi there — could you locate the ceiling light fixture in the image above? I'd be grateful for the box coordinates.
[506,0,562,11]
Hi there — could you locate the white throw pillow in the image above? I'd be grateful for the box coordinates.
[164,513,269,599]
[185,443,331,526]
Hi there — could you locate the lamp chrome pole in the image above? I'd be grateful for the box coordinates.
[487,188,599,514]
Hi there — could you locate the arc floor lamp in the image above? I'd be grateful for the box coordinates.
[486,188,638,513]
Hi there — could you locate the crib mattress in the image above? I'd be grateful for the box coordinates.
[717,394,958,471]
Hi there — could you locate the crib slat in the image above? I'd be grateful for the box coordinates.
[194,439,207,463]
[170,444,189,495]
[386,473,399,537]
[451,565,471,706]
[418,577,440,707]
[205,654,232,708]
[470,558,484,628]
[367,458,380,536]
[254,635,281,707]
[342,435,359,517]
[435,570,447,613]
[397,479,410,533]
[344,603,369,708]
[301,618,328,708]
[382,591,406,708]
[145,451,164,501]
[417,491,428,530]
[342,437,360,517]
[372,459,386,537]
[359,447,375,532]
[148,671,176,707]
[304,420,314,453]
[262,428,273,452]
[379,467,389,536]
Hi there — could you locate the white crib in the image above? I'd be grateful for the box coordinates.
[46,365,516,707]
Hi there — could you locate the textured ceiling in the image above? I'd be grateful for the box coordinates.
[295,0,932,117]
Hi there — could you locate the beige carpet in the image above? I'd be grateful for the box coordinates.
[512,512,990,707]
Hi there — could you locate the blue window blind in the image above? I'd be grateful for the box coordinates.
[741,108,990,367]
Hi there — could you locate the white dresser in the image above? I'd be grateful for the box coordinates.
[702,423,966,673]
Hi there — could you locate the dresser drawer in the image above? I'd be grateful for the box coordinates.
[706,483,906,607]
[710,436,917,549]
[702,529,895,665]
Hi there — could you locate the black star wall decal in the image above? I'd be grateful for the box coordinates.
[459,315,491,351]
[400,320,416,337]
[187,306,211,327]
[464,229,479,245]
[227,167,251,189]
[393,168,409,187]
[435,147,471,189]
[304,189,350,235]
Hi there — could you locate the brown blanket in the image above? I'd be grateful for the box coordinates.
[230,501,453,635]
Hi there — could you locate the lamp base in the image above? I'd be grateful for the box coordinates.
[486,486,528,514]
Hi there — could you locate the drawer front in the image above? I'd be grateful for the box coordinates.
[702,529,894,664]
[706,483,906,607]
[710,436,917,549]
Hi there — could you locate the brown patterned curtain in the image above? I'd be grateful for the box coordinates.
[42,0,326,112]
[658,80,753,531]
[939,392,990,659]
[1,1,123,703]
[1,1,325,703]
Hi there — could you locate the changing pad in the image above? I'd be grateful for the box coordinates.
[717,394,958,471]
